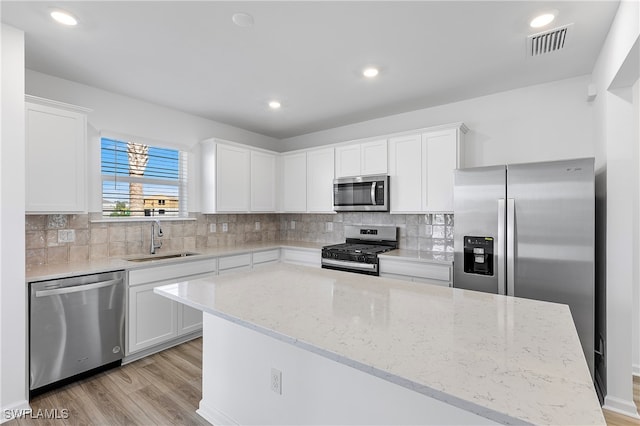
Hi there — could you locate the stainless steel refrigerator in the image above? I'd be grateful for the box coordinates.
[453,157,595,377]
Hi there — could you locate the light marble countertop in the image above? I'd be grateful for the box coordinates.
[155,263,604,426]
[25,241,327,282]
[25,240,453,282]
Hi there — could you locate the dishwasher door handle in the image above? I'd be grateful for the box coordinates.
[35,279,121,297]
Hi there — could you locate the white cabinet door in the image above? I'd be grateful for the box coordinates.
[251,150,277,212]
[281,152,307,212]
[335,140,387,178]
[25,102,87,213]
[335,144,361,178]
[178,305,203,336]
[307,147,335,213]
[216,144,250,212]
[200,140,217,213]
[128,282,178,354]
[388,134,423,213]
[422,129,458,212]
[360,139,388,175]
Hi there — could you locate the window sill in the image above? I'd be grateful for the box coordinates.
[90,217,196,224]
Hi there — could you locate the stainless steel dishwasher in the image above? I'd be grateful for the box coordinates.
[29,270,125,393]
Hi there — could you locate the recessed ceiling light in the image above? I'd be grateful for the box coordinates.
[232,12,254,27]
[50,10,78,26]
[268,101,281,109]
[363,67,379,78]
[530,13,555,28]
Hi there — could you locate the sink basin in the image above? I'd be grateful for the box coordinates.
[125,252,201,262]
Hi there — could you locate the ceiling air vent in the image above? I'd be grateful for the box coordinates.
[527,24,572,57]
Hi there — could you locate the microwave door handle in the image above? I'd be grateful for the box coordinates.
[371,182,377,205]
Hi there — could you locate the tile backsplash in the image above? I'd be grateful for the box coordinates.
[25,212,453,267]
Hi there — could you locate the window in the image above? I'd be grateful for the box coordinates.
[101,137,187,218]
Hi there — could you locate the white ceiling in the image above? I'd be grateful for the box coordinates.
[1,1,619,139]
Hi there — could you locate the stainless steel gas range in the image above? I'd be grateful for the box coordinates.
[321,225,398,276]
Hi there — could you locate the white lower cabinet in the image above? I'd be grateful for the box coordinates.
[252,249,280,266]
[280,247,321,267]
[128,281,179,353]
[127,259,217,356]
[379,257,452,286]
[218,253,252,275]
[179,302,204,335]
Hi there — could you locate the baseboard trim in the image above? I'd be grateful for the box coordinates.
[197,400,239,426]
[0,399,31,424]
[122,331,202,364]
[633,364,640,377]
[603,395,640,419]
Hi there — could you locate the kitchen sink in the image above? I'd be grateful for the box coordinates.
[125,252,201,262]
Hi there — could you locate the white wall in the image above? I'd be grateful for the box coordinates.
[281,75,596,168]
[25,70,280,152]
[591,0,640,418]
[0,24,29,422]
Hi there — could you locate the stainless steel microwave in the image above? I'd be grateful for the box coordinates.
[333,175,389,212]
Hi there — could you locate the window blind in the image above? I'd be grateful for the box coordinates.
[101,138,188,218]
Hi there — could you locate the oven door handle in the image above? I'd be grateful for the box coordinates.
[35,279,121,297]
[371,182,377,205]
[322,259,377,270]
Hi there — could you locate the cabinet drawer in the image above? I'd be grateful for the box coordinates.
[252,249,280,265]
[281,248,320,267]
[379,259,451,282]
[219,253,252,271]
[129,258,216,285]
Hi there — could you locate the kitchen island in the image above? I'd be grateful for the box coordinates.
[154,263,604,425]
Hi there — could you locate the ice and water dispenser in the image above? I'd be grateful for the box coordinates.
[463,236,494,276]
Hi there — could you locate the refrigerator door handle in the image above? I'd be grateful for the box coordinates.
[497,199,506,295]
[506,198,515,296]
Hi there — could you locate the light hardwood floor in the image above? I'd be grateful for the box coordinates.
[8,338,640,425]
[9,338,208,426]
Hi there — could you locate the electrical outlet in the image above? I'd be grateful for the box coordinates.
[290,220,296,230]
[209,223,217,233]
[57,229,75,243]
[222,223,228,233]
[270,368,282,395]
[326,222,333,232]
[255,221,261,231]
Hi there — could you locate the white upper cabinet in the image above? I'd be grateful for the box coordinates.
[335,144,361,178]
[26,98,89,213]
[335,139,387,178]
[360,140,388,175]
[281,152,307,212]
[216,144,251,212]
[306,147,335,213]
[422,128,460,212]
[388,134,423,213]
[200,140,217,213]
[389,123,467,213]
[201,140,277,213]
[250,150,277,212]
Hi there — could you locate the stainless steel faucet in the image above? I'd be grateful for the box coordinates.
[150,219,163,254]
